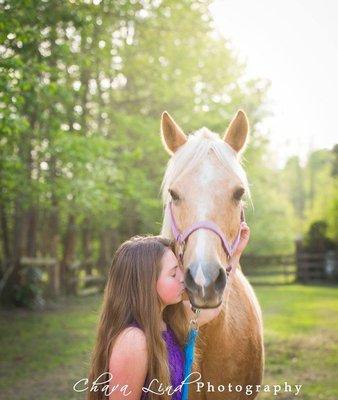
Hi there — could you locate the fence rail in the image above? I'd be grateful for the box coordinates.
[2,249,336,303]
[241,250,338,285]
[296,250,338,283]
[241,254,296,285]
[15,257,106,297]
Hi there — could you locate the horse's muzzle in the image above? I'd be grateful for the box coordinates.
[184,261,226,308]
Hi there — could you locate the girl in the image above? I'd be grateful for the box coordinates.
[87,224,250,400]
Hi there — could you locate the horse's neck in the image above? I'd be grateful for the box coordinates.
[205,271,262,338]
[224,273,248,332]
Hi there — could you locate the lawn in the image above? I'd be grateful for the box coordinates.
[0,284,337,400]
[255,285,338,399]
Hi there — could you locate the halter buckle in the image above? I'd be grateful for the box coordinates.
[189,307,201,330]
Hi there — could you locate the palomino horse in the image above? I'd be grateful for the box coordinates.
[160,110,264,400]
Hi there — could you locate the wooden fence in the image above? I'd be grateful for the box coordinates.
[241,250,338,285]
[296,250,338,283]
[3,249,336,303]
[241,254,296,285]
[14,254,298,297]
[18,256,106,297]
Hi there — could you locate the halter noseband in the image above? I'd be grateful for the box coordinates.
[166,200,246,274]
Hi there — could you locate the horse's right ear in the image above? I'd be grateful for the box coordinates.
[161,111,187,155]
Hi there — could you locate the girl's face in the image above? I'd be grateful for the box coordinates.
[157,248,185,307]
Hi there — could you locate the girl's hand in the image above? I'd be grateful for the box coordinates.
[232,222,250,259]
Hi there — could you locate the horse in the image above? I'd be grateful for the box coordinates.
[160,110,264,400]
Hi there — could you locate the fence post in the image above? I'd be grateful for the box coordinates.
[295,239,303,282]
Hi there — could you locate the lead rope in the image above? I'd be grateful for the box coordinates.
[182,307,200,400]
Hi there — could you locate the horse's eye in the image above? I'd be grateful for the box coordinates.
[169,189,180,201]
[233,187,245,201]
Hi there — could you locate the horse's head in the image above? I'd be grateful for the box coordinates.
[160,111,250,308]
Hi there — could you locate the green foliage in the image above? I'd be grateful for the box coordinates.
[303,220,336,252]
[280,150,337,244]
[0,0,336,274]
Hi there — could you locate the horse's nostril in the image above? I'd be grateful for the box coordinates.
[185,268,193,283]
[184,268,197,292]
[215,268,226,291]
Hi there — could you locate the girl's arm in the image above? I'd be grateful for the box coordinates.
[108,327,148,400]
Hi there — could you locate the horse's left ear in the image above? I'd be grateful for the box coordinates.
[223,110,249,153]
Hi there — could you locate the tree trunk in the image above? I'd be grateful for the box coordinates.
[39,209,49,257]
[25,206,38,257]
[0,199,11,269]
[97,228,118,273]
[48,152,61,296]
[61,214,77,294]
[0,130,31,304]
[82,217,92,275]
[0,196,25,304]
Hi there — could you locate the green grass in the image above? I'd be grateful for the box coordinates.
[0,285,337,399]
[256,285,338,399]
[0,295,101,400]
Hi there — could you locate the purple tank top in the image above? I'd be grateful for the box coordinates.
[130,321,184,400]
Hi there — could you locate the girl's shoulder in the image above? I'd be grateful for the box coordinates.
[109,325,148,395]
[113,325,147,351]
[109,325,148,370]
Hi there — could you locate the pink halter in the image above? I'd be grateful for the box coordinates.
[166,200,246,273]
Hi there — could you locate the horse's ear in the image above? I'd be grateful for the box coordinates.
[161,111,187,155]
[223,110,249,153]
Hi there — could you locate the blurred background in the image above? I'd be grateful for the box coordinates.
[0,0,337,399]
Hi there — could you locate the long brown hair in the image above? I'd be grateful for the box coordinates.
[87,235,189,400]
